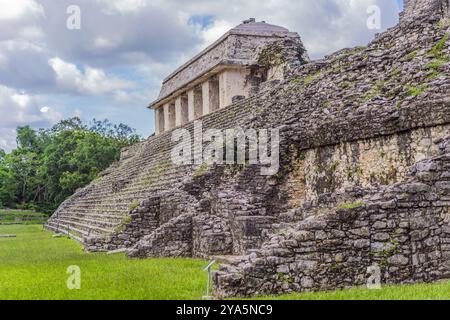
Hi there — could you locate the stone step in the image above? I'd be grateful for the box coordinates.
[59,208,126,216]
[47,218,114,236]
[46,225,84,243]
[46,222,87,243]
[60,215,120,228]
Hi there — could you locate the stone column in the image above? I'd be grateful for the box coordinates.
[209,77,220,112]
[180,94,189,125]
[175,97,182,127]
[202,81,211,116]
[194,86,203,119]
[163,103,170,131]
[168,103,176,129]
[155,108,161,134]
[188,89,195,122]
[219,69,249,109]
[219,73,227,109]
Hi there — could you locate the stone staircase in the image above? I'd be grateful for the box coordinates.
[45,96,258,246]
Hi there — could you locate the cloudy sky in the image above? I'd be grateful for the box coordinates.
[0,0,403,152]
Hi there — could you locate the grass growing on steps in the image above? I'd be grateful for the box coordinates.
[0,225,207,300]
[2,225,450,300]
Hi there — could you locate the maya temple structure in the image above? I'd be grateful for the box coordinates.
[149,18,309,134]
[46,0,450,297]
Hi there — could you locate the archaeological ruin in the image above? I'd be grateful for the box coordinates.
[46,0,450,297]
[149,18,308,134]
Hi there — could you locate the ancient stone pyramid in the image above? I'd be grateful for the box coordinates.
[47,0,450,297]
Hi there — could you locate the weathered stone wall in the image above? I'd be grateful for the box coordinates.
[402,0,449,21]
[214,138,450,297]
[282,125,450,208]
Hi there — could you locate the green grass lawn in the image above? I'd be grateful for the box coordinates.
[258,282,450,300]
[0,225,207,300]
[1,224,450,300]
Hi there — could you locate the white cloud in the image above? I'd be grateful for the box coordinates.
[18,26,44,40]
[0,85,61,126]
[92,36,118,50]
[0,0,44,20]
[40,106,50,113]
[181,0,400,58]
[0,39,55,89]
[0,128,17,152]
[196,19,234,49]
[97,0,150,15]
[0,52,7,67]
[0,85,62,151]
[48,57,135,95]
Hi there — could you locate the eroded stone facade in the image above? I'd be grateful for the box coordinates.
[46,1,450,297]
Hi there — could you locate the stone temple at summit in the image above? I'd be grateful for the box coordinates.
[149,18,309,134]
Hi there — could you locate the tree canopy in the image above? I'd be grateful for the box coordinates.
[0,117,141,213]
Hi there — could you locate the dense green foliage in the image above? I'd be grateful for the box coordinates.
[1,225,449,300]
[0,118,140,214]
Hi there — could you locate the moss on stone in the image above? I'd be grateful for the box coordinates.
[291,78,302,86]
[142,160,171,188]
[408,85,429,97]
[258,44,286,68]
[304,71,322,85]
[437,18,450,29]
[427,58,448,69]
[406,50,418,61]
[364,80,386,102]
[122,214,132,225]
[429,34,449,58]
[194,162,211,177]
[128,200,139,212]
[330,160,340,172]
[337,201,365,210]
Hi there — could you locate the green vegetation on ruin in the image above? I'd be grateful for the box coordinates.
[429,34,449,58]
[408,85,429,97]
[142,160,171,188]
[257,44,286,68]
[194,162,211,177]
[437,18,450,29]
[128,200,140,212]
[337,201,365,210]
[405,50,418,61]
[364,80,386,102]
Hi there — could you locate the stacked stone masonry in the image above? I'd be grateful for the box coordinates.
[46,1,450,297]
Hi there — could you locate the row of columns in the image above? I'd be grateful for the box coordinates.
[155,69,249,134]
